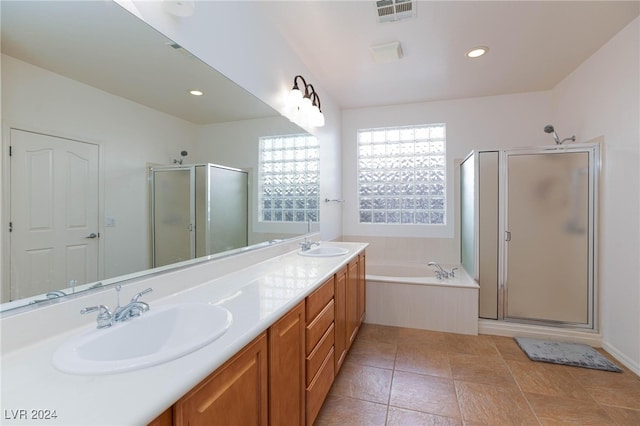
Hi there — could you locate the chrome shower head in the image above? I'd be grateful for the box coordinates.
[544,124,560,144]
[173,150,188,165]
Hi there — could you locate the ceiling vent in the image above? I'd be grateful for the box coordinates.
[376,0,415,23]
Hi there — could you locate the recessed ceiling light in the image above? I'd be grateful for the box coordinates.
[189,90,203,96]
[466,46,489,59]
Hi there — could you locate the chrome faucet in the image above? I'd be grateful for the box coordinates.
[46,290,67,299]
[82,286,153,328]
[427,262,458,279]
[81,305,113,329]
[300,237,320,251]
[113,287,152,323]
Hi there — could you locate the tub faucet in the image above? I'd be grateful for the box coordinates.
[428,262,457,279]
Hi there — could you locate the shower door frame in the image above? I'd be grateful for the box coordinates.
[498,143,600,331]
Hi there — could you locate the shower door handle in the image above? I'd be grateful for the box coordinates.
[505,231,511,241]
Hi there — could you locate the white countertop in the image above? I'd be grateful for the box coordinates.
[0,242,366,425]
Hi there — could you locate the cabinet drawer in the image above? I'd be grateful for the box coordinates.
[306,347,335,426]
[306,276,334,321]
[306,322,334,387]
[305,299,334,354]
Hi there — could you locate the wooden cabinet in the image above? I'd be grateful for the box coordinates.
[335,252,367,373]
[333,266,347,373]
[148,408,172,426]
[148,250,366,426]
[305,276,335,426]
[346,259,359,349]
[173,333,268,426]
[269,301,305,426]
[357,252,366,325]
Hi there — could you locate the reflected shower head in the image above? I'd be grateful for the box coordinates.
[544,124,575,145]
[544,124,560,144]
[173,150,188,165]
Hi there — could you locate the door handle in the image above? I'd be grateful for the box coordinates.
[86,233,99,239]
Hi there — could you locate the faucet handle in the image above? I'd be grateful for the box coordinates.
[81,304,112,329]
[131,288,153,303]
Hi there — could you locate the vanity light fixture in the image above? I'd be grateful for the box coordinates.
[189,89,204,96]
[466,46,489,58]
[286,75,325,127]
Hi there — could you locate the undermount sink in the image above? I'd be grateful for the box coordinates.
[299,246,349,257]
[52,303,232,375]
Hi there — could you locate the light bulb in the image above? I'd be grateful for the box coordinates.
[300,96,312,113]
[288,88,303,107]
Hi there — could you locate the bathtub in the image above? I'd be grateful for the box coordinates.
[365,262,479,335]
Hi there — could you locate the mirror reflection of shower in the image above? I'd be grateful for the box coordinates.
[544,124,575,145]
[173,150,188,164]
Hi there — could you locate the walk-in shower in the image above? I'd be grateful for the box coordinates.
[460,143,599,331]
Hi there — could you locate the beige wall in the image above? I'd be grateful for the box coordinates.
[551,17,640,373]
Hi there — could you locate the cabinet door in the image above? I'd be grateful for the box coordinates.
[147,407,172,426]
[334,266,347,373]
[269,301,305,426]
[346,259,359,349]
[357,252,366,325]
[174,333,268,426]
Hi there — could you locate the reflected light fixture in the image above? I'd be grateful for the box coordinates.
[189,89,204,96]
[466,46,489,58]
[285,75,325,127]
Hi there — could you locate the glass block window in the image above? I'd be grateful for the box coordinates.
[259,134,320,223]
[358,124,446,225]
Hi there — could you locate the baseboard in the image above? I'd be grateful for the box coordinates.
[478,319,603,347]
[602,341,640,377]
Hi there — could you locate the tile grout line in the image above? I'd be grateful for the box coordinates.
[501,351,544,426]
[383,342,399,425]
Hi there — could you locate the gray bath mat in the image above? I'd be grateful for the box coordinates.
[514,337,622,372]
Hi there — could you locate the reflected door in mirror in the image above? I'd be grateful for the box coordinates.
[10,129,100,301]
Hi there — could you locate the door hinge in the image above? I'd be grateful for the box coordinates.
[9,146,12,157]
[9,222,12,233]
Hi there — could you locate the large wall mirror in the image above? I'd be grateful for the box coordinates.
[1,1,317,313]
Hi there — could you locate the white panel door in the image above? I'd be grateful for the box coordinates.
[10,129,99,300]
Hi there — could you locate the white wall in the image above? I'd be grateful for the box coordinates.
[551,17,640,373]
[1,55,197,282]
[341,91,553,262]
[130,1,343,242]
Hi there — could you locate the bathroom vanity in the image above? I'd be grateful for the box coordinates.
[0,241,366,426]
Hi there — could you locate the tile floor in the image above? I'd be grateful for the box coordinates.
[314,323,640,425]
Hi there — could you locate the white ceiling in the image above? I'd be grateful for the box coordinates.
[259,1,639,109]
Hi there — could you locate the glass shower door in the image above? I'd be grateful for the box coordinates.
[151,168,194,267]
[504,150,591,325]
